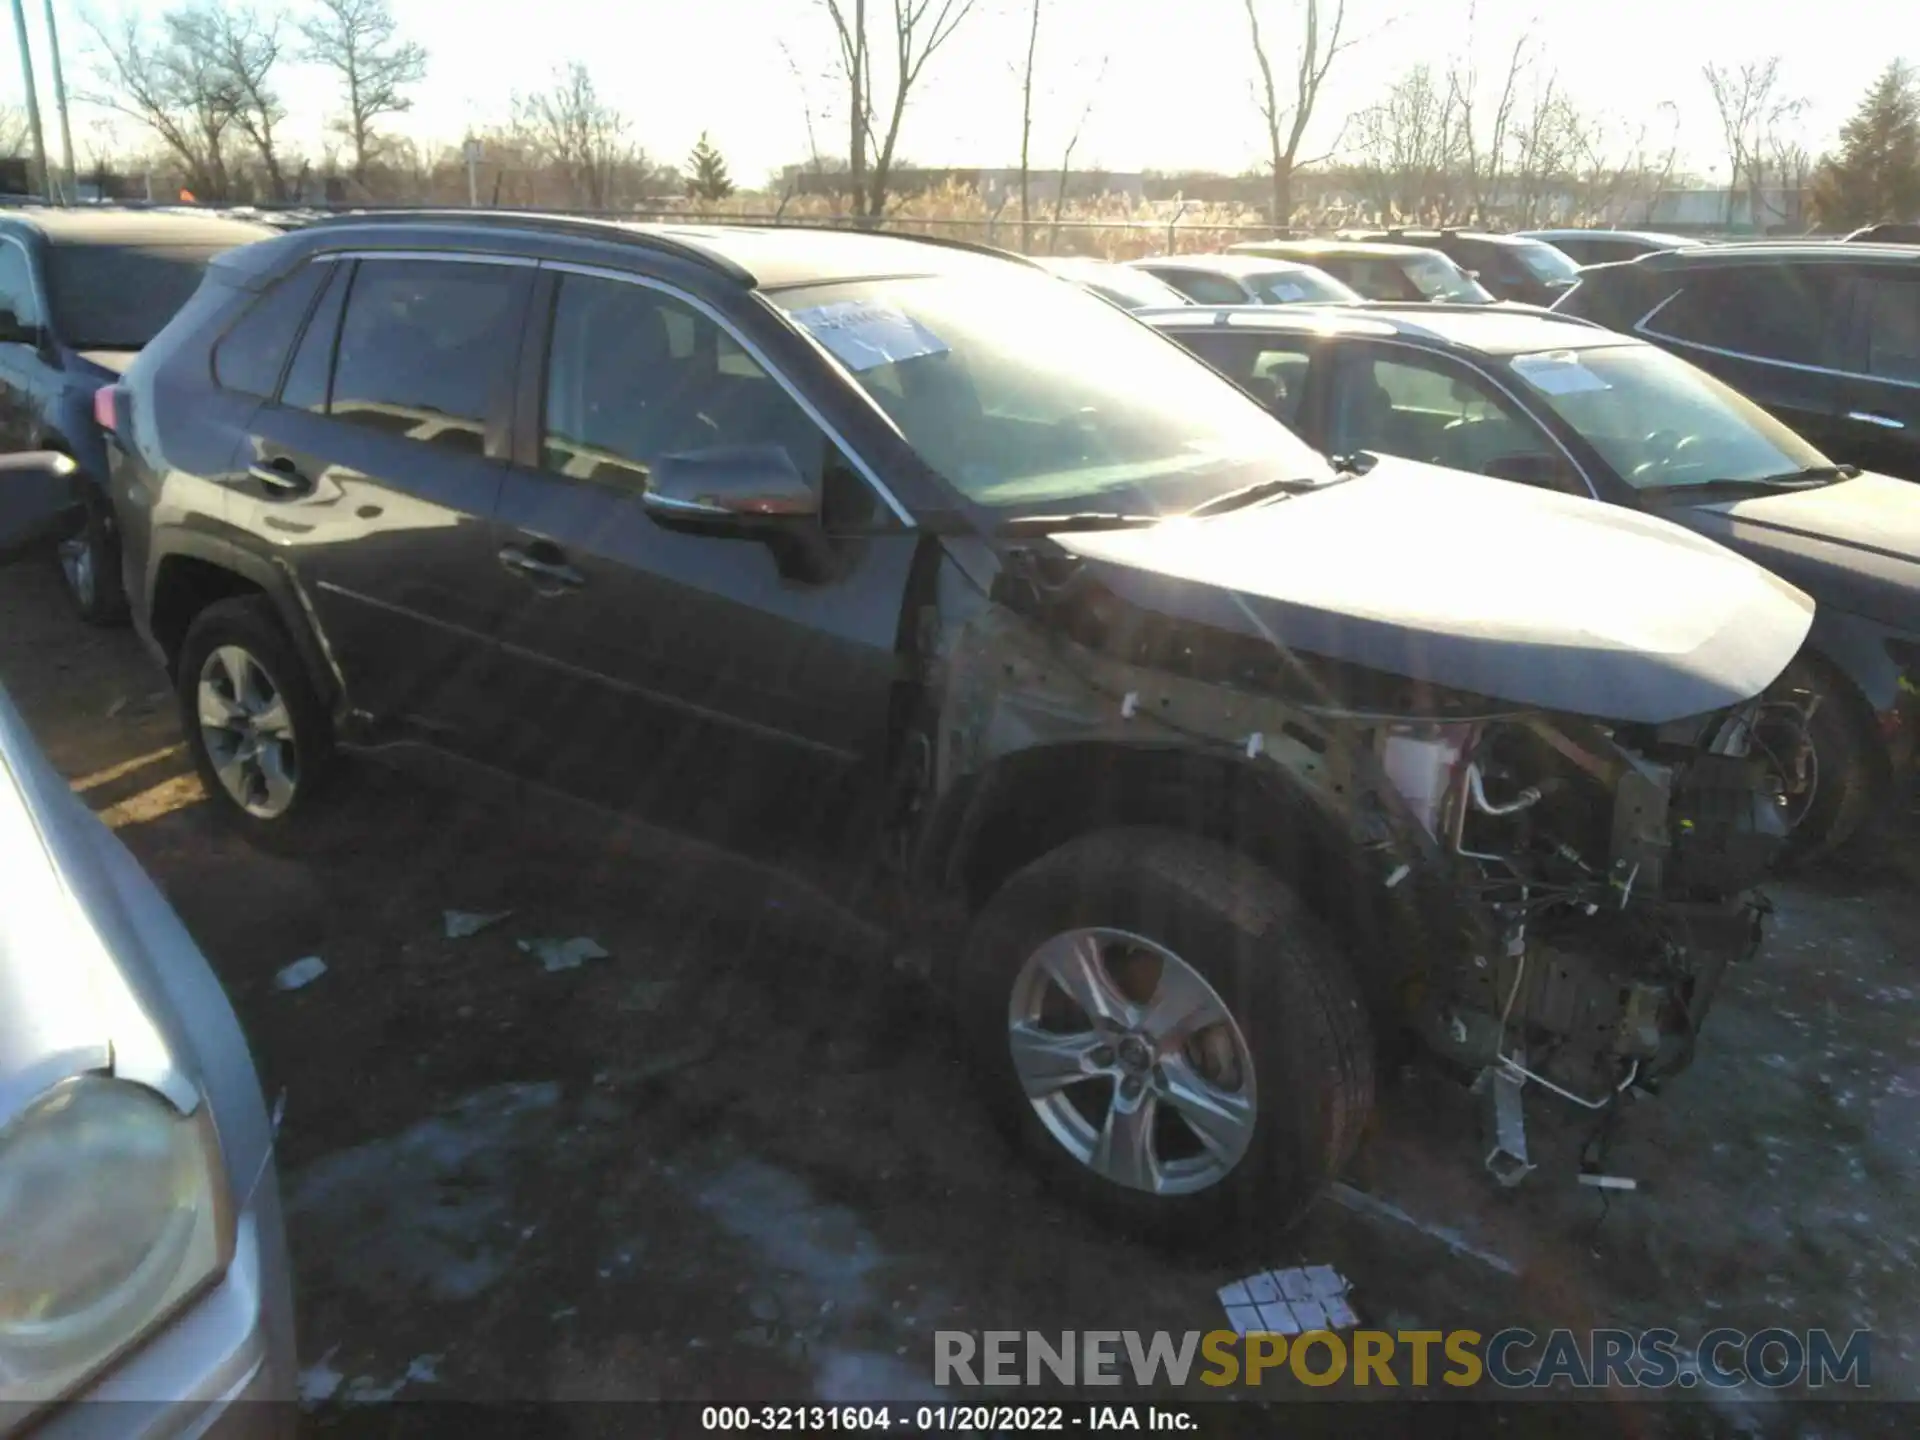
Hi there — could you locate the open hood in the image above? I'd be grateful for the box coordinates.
[1051,458,1813,725]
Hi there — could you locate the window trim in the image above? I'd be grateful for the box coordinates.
[211,259,332,399]
[537,259,913,527]
[1636,272,1916,387]
[0,231,47,331]
[1330,337,1600,499]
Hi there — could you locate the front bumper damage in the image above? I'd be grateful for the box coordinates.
[923,589,1789,1188]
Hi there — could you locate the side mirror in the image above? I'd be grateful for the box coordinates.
[642,443,819,536]
[0,451,82,563]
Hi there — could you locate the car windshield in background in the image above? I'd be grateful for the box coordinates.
[1248,268,1359,304]
[1405,254,1495,303]
[1506,344,1830,490]
[772,272,1333,514]
[45,242,229,350]
[1514,242,1581,284]
[1068,264,1190,310]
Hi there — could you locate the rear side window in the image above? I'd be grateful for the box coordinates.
[1644,267,1844,367]
[1859,277,1920,382]
[212,263,328,396]
[1179,333,1316,426]
[281,264,345,412]
[326,259,525,455]
[0,238,40,328]
[1153,269,1248,306]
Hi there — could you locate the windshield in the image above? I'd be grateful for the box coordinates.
[1403,253,1495,303]
[1248,267,1360,305]
[1506,345,1830,490]
[1513,240,1581,284]
[772,272,1332,514]
[45,242,231,349]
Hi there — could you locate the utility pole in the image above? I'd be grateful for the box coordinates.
[8,0,52,201]
[463,137,482,207]
[40,0,76,203]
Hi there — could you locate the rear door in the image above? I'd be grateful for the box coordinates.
[1836,266,1920,481]
[234,253,532,755]
[1168,329,1328,442]
[485,264,921,850]
[1634,262,1855,456]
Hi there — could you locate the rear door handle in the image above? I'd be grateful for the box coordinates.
[1847,411,1906,430]
[498,544,585,590]
[249,460,312,494]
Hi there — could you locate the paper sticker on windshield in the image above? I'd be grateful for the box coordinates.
[790,301,950,372]
[1271,283,1307,302]
[1512,350,1611,396]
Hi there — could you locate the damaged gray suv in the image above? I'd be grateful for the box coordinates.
[98,215,1814,1238]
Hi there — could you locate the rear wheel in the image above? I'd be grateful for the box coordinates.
[176,596,335,846]
[959,827,1374,1247]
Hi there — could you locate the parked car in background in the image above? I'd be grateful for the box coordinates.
[1555,242,1920,481]
[1341,228,1583,307]
[1033,255,1192,311]
[1125,253,1359,306]
[0,209,276,624]
[0,453,295,1434]
[1518,229,1705,266]
[1148,302,1920,857]
[1846,222,1920,245]
[100,214,1810,1235]
[1228,237,1495,304]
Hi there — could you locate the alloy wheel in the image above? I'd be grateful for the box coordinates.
[1007,927,1257,1196]
[197,645,300,819]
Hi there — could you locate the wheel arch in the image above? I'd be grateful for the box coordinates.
[148,536,341,712]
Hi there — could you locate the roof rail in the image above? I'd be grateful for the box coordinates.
[1340,299,1610,328]
[647,217,1044,270]
[302,208,756,285]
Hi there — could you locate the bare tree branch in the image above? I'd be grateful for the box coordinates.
[1244,0,1354,228]
[301,0,427,183]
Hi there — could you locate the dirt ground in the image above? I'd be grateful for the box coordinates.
[5,557,1919,1436]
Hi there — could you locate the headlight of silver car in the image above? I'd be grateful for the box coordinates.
[0,1077,232,1405]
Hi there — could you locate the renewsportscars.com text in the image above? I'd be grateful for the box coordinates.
[934,1328,1872,1390]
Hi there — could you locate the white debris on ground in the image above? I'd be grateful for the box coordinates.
[1218,1265,1358,1336]
[517,936,611,972]
[444,909,513,939]
[273,956,328,991]
[296,1349,343,1408]
[342,1354,444,1403]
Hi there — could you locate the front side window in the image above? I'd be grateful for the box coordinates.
[1513,241,1581,284]
[542,274,842,501]
[773,271,1333,516]
[1505,344,1827,491]
[1329,350,1559,480]
[45,242,230,349]
[0,241,38,330]
[1178,333,1316,427]
[1643,267,1843,367]
[327,259,523,455]
[1860,277,1920,382]
[213,263,328,397]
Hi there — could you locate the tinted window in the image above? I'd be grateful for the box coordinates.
[212,263,328,396]
[1155,270,1249,305]
[1330,350,1560,481]
[1860,278,1920,382]
[1179,333,1316,426]
[329,259,523,455]
[543,274,831,495]
[0,239,38,329]
[1320,257,1420,301]
[45,242,229,349]
[1645,267,1844,366]
[280,263,345,412]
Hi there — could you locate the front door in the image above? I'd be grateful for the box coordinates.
[235,254,533,755]
[487,266,920,853]
[1838,267,1920,482]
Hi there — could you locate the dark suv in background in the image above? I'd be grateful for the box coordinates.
[0,209,274,621]
[95,212,1811,1239]
[1342,228,1583,307]
[1555,242,1920,480]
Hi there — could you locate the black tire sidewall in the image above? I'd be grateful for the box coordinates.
[958,828,1373,1245]
[176,597,333,843]
[1777,667,1876,862]
[57,498,129,626]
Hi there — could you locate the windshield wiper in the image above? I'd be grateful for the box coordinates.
[1641,464,1859,500]
[1181,475,1328,518]
[994,511,1164,536]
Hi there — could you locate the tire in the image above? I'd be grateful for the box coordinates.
[958,826,1374,1248]
[55,493,129,626]
[176,595,335,847]
[1763,660,1879,864]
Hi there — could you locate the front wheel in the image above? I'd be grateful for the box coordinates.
[1756,660,1880,864]
[958,827,1374,1247]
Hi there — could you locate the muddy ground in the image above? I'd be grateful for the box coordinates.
[5,558,1918,1436]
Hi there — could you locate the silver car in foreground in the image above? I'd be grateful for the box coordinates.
[1,454,295,1437]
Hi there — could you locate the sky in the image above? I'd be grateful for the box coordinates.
[2,0,1909,188]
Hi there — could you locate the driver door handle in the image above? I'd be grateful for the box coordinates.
[249,460,311,494]
[498,543,585,590]
[1848,411,1906,430]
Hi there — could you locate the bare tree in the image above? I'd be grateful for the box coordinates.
[85,8,241,200]
[1507,79,1590,227]
[301,0,427,183]
[1704,58,1805,229]
[0,106,31,158]
[1445,4,1529,225]
[821,0,980,221]
[513,62,634,210]
[1047,55,1109,253]
[189,8,291,201]
[1350,64,1464,221]
[1243,0,1355,228]
[1018,0,1040,248]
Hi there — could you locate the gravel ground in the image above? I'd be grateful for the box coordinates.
[4,558,1916,1437]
